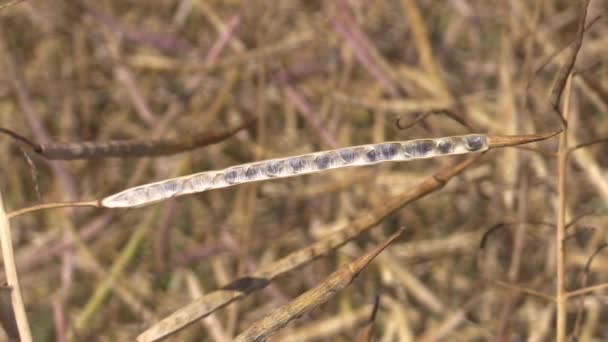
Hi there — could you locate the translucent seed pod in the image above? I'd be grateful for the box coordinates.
[101,134,489,208]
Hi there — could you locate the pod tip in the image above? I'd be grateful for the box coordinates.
[487,130,562,148]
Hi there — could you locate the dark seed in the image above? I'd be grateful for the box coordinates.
[437,140,452,154]
[161,180,179,193]
[339,149,356,163]
[224,168,243,184]
[288,157,306,172]
[365,149,379,162]
[245,166,261,179]
[378,143,399,159]
[403,140,434,157]
[465,136,485,151]
[416,140,435,155]
[264,161,281,175]
[315,154,331,169]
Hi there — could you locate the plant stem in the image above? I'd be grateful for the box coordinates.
[0,189,33,342]
[556,74,573,342]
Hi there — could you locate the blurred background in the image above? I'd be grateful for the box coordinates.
[0,0,607,340]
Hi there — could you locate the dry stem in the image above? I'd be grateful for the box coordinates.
[555,74,572,342]
[0,190,32,342]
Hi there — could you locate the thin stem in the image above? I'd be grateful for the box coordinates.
[553,2,590,336]
[7,201,101,220]
[555,74,572,342]
[566,283,608,299]
[0,127,40,151]
[548,0,589,127]
[567,138,608,155]
[490,279,555,302]
[0,190,33,342]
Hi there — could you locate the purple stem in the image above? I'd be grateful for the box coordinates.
[330,1,400,96]
[87,6,193,54]
[280,79,340,149]
[205,14,242,64]
[115,66,159,127]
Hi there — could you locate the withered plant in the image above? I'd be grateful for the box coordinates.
[0,1,607,341]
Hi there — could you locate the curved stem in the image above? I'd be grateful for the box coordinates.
[7,201,101,220]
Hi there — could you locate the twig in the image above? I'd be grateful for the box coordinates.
[567,137,608,155]
[479,221,554,249]
[564,226,595,241]
[395,108,472,131]
[565,283,608,299]
[548,0,589,126]
[555,73,573,342]
[525,15,602,112]
[396,112,433,129]
[565,209,596,230]
[488,279,555,302]
[0,190,33,342]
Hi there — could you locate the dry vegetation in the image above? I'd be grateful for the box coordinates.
[0,0,607,341]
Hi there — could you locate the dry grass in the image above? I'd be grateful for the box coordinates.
[0,0,607,341]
